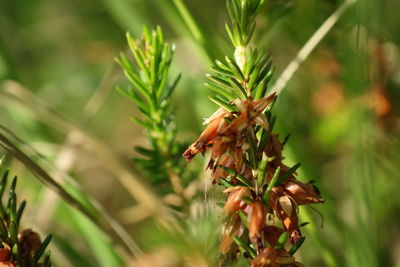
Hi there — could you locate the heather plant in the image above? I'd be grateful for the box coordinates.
[182,0,324,265]
[116,26,200,211]
[0,156,52,267]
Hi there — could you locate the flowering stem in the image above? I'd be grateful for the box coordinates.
[171,0,214,61]
[183,0,326,265]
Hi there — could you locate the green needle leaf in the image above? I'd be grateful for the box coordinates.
[9,221,18,245]
[225,56,245,81]
[257,158,268,188]
[232,236,257,258]
[220,178,235,188]
[276,163,301,186]
[289,236,306,255]
[0,169,9,199]
[204,83,236,100]
[210,66,235,77]
[30,235,53,266]
[221,166,253,188]
[263,166,281,203]
[16,200,26,226]
[228,77,247,99]
[208,96,236,112]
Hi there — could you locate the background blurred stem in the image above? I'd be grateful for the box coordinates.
[299,207,339,267]
[172,0,204,45]
[0,37,18,80]
[33,63,126,265]
[271,0,357,95]
[99,0,146,36]
[171,0,216,61]
[0,81,173,222]
[35,64,119,226]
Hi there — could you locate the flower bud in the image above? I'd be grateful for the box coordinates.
[234,45,250,71]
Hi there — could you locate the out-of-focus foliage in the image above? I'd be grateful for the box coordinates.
[0,0,399,266]
[0,156,52,266]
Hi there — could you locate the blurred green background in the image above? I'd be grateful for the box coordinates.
[0,0,400,266]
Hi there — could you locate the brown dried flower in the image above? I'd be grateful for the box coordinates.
[248,202,265,242]
[223,187,250,215]
[0,243,14,267]
[282,179,324,205]
[269,188,301,243]
[251,247,296,267]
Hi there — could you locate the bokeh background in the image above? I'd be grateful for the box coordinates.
[0,0,400,266]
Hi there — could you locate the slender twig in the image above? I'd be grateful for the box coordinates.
[171,0,213,61]
[117,204,152,224]
[270,0,357,95]
[172,0,204,44]
[100,0,146,36]
[82,63,120,123]
[300,207,339,267]
[35,63,119,228]
[0,81,169,218]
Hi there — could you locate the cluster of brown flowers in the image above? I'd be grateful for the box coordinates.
[0,229,43,267]
[184,94,324,266]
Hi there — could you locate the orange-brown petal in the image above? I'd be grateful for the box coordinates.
[183,109,228,162]
[264,225,285,247]
[0,244,11,262]
[251,94,276,113]
[270,189,301,244]
[251,247,279,267]
[283,179,324,205]
[248,202,266,242]
[223,187,250,215]
[220,215,241,254]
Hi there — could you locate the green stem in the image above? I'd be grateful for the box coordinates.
[299,207,339,267]
[100,0,145,36]
[172,0,203,43]
[171,0,214,61]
